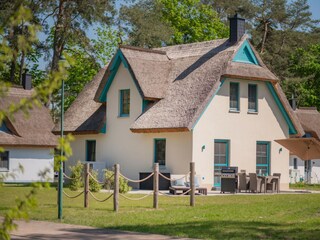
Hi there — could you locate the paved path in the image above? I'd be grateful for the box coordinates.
[11,219,192,240]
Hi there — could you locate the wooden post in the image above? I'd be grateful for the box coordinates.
[84,163,89,208]
[153,163,159,209]
[190,162,195,207]
[113,164,119,212]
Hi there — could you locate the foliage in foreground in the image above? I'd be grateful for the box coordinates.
[104,169,132,194]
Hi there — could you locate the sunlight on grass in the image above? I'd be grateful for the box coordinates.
[0,186,320,239]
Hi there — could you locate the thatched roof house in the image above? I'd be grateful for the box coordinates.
[55,34,303,136]
[0,87,57,147]
[294,107,320,139]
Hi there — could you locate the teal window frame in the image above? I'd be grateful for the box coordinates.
[154,138,166,166]
[248,84,258,112]
[230,82,240,111]
[119,89,130,117]
[0,151,9,171]
[214,139,230,187]
[86,140,96,162]
[256,141,270,176]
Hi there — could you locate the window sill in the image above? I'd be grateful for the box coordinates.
[247,111,258,114]
[118,114,130,118]
[229,109,240,113]
[0,169,9,172]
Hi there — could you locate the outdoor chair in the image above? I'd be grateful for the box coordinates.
[272,173,281,193]
[249,173,263,193]
[238,172,249,192]
[266,179,275,192]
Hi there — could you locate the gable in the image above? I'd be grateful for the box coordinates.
[98,49,143,102]
[233,40,259,65]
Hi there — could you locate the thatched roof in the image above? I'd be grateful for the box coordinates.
[53,66,107,134]
[0,87,57,147]
[62,34,303,136]
[294,107,320,139]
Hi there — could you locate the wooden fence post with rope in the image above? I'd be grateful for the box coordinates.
[84,163,89,208]
[114,164,119,212]
[190,162,195,207]
[153,163,159,209]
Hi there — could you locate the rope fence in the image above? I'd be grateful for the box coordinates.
[60,162,198,212]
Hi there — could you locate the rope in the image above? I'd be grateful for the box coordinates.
[105,174,114,183]
[89,191,113,202]
[63,190,84,199]
[119,172,154,183]
[119,193,153,201]
[63,173,81,180]
[158,172,190,182]
[88,172,104,184]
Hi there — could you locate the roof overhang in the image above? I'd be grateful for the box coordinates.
[130,127,189,133]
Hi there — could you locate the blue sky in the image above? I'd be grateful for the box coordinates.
[308,0,320,19]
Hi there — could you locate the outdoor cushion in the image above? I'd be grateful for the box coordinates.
[185,177,200,187]
[173,178,185,186]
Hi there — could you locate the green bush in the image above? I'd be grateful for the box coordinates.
[69,161,101,192]
[69,161,83,191]
[89,169,101,192]
[104,169,131,193]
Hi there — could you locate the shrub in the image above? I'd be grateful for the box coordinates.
[69,161,83,191]
[89,169,101,192]
[104,169,131,193]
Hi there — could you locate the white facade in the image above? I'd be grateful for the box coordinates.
[67,62,293,190]
[1,147,54,182]
[289,155,320,184]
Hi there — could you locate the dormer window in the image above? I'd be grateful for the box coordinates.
[120,89,130,117]
[248,84,258,112]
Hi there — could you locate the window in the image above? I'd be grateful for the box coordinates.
[248,84,257,112]
[214,140,229,187]
[256,142,270,175]
[120,89,130,116]
[154,139,166,166]
[293,158,297,170]
[0,151,9,171]
[86,140,96,162]
[230,82,239,111]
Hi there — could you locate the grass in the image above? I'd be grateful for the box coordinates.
[1,186,320,239]
[290,183,320,191]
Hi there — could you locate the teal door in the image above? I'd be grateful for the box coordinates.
[256,141,270,175]
[214,140,229,187]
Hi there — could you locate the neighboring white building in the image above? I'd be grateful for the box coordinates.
[289,108,320,184]
[55,15,304,190]
[0,79,57,182]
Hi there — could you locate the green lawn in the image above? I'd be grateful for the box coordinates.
[1,186,320,239]
[290,183,320,191]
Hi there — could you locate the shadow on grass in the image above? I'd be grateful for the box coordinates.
[104,220,320,239]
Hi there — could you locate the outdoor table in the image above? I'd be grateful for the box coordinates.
[257,175,280,193]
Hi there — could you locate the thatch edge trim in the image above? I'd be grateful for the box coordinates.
[222,74,278,83]
[130,127,189,133]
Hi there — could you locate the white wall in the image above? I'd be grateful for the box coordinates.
[289,155,320,184]
[193,78,291,189]
[1,147,54,182]
[67,63,192,187]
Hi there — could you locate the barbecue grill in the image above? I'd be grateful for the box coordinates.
[220,167,238,193]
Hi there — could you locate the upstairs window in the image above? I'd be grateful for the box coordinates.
[86,140,96,162]
[230,82,239,111]
[248,84,258,112]
[120,89,130,117]
[154,139,166,166]
[0,151,9,171]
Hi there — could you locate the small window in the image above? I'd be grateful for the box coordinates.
[154,139,166,166]
[248,84,257,112]
[230,82,239,111]
[256,142,270,175]
[293,158,297,170]
[120,89,130,117]
[86,140,96,162]
[0,151,9,171]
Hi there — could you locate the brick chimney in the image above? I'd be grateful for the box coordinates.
[22,69,32,90]
[229,13,245,43]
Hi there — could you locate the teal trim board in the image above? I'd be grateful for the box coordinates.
[100,123,106,134]
[233,40,259,65]
[99,49,140,102]
[266,82,297,135]
[192,79,226,129]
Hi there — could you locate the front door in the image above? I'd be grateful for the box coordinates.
[214,140,229,188]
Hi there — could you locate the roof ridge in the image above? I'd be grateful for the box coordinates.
[155,38,229,50]
[120,45,167,55]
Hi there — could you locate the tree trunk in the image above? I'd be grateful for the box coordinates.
[260,21,269,54]
[9,58,17,83]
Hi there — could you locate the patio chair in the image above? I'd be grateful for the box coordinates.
[249,173,263,193]
[238,172,249,193]
[272,173,281,193]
